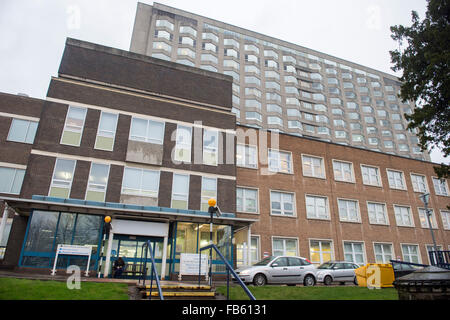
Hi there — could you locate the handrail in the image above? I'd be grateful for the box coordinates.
[140,240,164,300]
[199,244,256,301]
[428,250,450,269]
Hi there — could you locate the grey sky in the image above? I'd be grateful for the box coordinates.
[0,0,447,164]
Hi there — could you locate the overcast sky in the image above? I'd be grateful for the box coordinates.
[0,0,447,163]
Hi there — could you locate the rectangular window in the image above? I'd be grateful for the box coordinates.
[200,177,217,211]
[394,205,414,227]
[268,150,292,174]
[367,202,389,225]
[251,236,260,263]
[333,160,354,182]
[121,167,160,198]
[338,199,360,223]
[171,174,189,209]
[7,118,38,144]
[309,240,333,265]
[411,174,428,193]
[174,125,192,163]
[306,195,329,220]
[49,158,76,198]
[432,177,449,196]
[361,165,381,187]
[270,191,295,216]
[426,245,443,265]
[60,106,87,146]
[203,129,218,166]
[401,244,420,264]
[0,166,25,194]
[85,163,110,202]
[236,187,258,213]
[272,237,298,257]
[236,144,257,169]
[130,117,165,144]
[95,112,118,151]
[374,243,393,263]
[387,169,406,190]
[441,210,450,230]
[418,208,438,229]
[302,155,325,178]
[343,242,365,265]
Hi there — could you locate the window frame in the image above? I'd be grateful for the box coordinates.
[308,238,335,265]
[0,165,26,195]
[337,198,361,223]
[236,186,259,214]
[7,118,38,144]
[418,207,438,229]
[171,173,190,210]
[85,162,110,202]
[393,204,415,227]
[342,241,366,265]
[432,177,449,196]
[410,173,429,193]
[236,144,258,169]
[202,129,219,166]
[360,164,382,187]
[174,125,193,163]
[373,242,395,264]
[49,158,77,198]
[386,169,407,191]
[269,190,296,217]
[305,194,330,221]
[95,111,119,151]
[271,236,299,257]
[129,116,165,145]
[301,154,326,179]
[60,106,87,147]
[121,166,160,198]
[268,149,293,174]
[332,159,355,183]
[401,243,422,264]
[366,201,390,226]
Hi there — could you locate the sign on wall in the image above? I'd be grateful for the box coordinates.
[178,253,208,281]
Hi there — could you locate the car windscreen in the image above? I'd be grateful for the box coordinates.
[317,262,334,269]
[253,256,274,266]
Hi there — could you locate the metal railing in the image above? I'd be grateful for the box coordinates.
[428,250,450,269]
[139,240,164,300]
[389,259,429,268]
[199,244,256,301]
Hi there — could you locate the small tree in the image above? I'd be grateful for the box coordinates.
[390,0,449,178]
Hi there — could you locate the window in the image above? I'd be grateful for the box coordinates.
[245,111,262,122]
[95,112,118,151]
[201,177,217,211]
[268,150,292,174]
[270,191,295,216]
[244,44,259,54]
[338,199,360,222]
[153,41,172,53]
[121,167,160,198]
[361,165,381,187]
[151,52,170,61]
[306,195,329,220]
[374,243,393,263]
[236,144,257,169]
[245,99,261,109]
[0,166,25,194]
[202,32,218,42]
[267,116,283,126]
[367,202,389,225]
[203,129,218,166]
[441,210,450,230]
[394,205,414,227]
[343,242,365,265]
[245,76,261,86]
[178,47,195,58]
[201,54,218,64]
[7,118,38,144]
[237,187,258,213]
[387,170,406,190]
[130,117,165,144]
[426,245,444,265]
[49,158,76,198]
[411,174,428,193]
[333,160,354,182]
[202,42,217,53]
[174,125,192,163]
[418,208,438,229]
[61,106,87,146]
[302,155,325,178]
[155,19,174,30]
[432,177,449,196]
[154,30,172,41]
[309,240,333,265]
[245,54,259,64]
[171,174,189,209]
[401,244,420,263]
[288,120,302,129]
[267,104,282,114]
[272,238,298,256]
[251,236,260,263]
[85,163,110,202]
[179,25,197,37]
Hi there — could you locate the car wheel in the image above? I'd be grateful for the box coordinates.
[253,273,267,286]
[303,274,316,287]
[353,277,358,286]
[324,275,332,286]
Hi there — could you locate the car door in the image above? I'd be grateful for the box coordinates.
[332,263,346,281]
[266,257,290,283]
[342,263,357,281]
[287,257,306,283]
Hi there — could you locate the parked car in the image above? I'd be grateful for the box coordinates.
[235,256,317,286]
[315,261,360,285]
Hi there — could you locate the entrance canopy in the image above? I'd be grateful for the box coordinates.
[0,196,257,229]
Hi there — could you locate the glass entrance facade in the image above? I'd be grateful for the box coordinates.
[20,210,103,270]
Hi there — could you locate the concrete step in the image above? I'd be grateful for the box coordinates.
[145,284,212,291]
[144,291,216,300]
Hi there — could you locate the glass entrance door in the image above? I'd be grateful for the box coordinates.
[112,235,164,279]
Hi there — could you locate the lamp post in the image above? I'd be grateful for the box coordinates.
[207,198,220,286]
[419,193,439,264]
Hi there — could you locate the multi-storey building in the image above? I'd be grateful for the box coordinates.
[0,37,448,281]
[130,2,430,161]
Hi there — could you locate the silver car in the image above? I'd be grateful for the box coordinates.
[315,261,360,285]
[235,256,317,286]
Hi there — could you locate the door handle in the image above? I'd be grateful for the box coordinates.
[299,267,304,269]
[283,268,288,270]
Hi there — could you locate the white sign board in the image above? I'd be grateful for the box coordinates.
[178,253,208,281]
[51,244,92,277]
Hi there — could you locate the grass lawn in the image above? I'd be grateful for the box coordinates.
[0,278,130,300]
[216,285,398,300]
